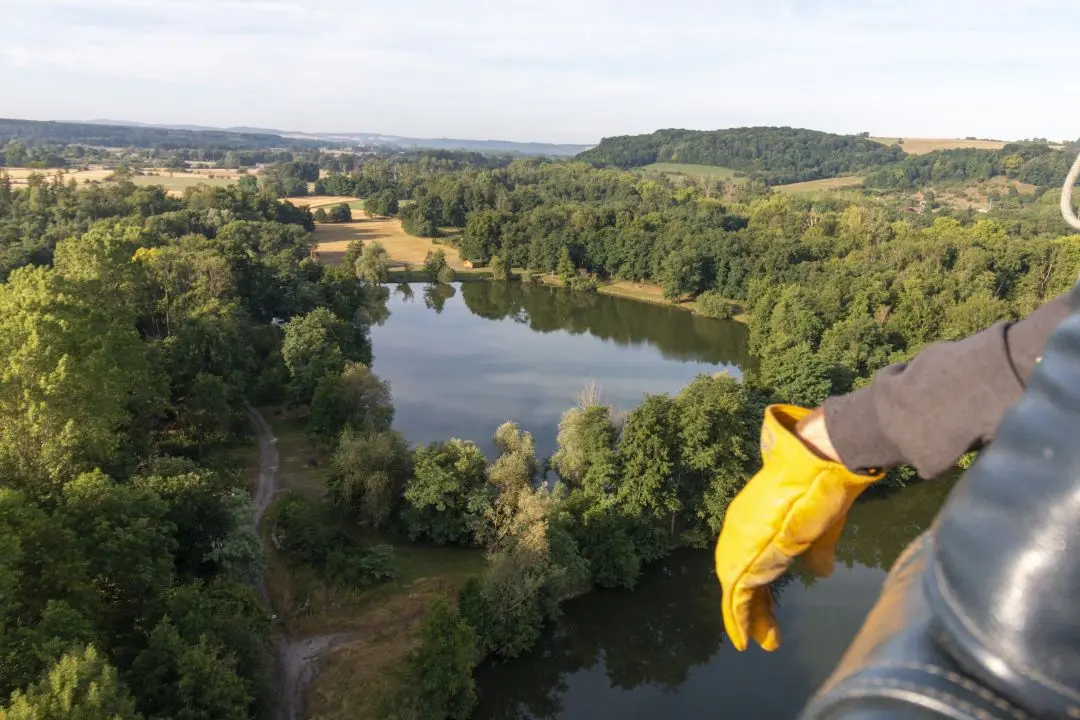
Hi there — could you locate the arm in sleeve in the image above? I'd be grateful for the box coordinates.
[823,292,1072,479]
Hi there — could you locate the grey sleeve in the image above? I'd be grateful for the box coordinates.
[823,293,1072,479]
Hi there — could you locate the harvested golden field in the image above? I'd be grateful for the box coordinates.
[774,176,865,193]
[871,137,1008,154]
[285,195,360,209]
[315,218,469,271]
[4,166,249,195]
[3,167,115,184]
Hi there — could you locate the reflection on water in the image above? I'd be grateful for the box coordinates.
[370,282,751,457]
[474,477,957,719]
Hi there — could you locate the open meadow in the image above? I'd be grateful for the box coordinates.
[313,207,469,271]
[774,176,865,193]
[256,408,484,720]
[637,162,741,180]
[3,165,248,195]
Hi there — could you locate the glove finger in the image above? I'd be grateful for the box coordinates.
[802,510,847,577]
[720,578,751,651]
[749,587,780,652]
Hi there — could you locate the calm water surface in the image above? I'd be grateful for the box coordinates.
[473,477,956,719]
[370,282,751,458]
[369,281,953,718]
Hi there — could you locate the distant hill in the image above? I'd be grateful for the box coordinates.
[863,142,1075,190]
[86,119,591,157]
[576,127,906,184]
[3,118,323,150]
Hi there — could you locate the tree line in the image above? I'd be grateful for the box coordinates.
[0,117,326,151]
[575,127,905,184]
[4,140,1080,718]
[0,175,389,718]
[863,142,1078,189]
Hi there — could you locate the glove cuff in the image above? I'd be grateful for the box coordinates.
[763,404,884,484]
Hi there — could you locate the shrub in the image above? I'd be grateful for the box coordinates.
[437,264,456,284]
[569,274,598,293]
[696,290,737,319]
[405,599,478,720]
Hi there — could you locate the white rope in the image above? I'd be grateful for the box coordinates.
[1060,148,1080,231]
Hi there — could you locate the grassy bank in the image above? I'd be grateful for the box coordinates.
[255,407,484,720]
[312,216,747,323]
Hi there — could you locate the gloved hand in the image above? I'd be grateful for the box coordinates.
[715,404,884,652]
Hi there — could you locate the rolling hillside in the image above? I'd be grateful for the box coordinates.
[576,127,905,184]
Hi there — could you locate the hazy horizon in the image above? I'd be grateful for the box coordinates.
[3,0,1078,145]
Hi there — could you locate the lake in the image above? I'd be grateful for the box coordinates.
[370,281,752,458]
[369,280,953,718]
[473,476,956,719]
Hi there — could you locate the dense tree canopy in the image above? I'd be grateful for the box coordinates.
[0,168,387,718]
[576,127,905,183]
[4,128,1079,718]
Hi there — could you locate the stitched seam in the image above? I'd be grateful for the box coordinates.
[841,677,1011,720]
[932,559,1080,703]
[864,661,1029,719]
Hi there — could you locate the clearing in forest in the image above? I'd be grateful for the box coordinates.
[638,162,741,180]
[284,195,360,209]
[774,176,865,193]
[870,137,1008,154]
[3,165,247,195]
[314,216,468,271]
[255,408,484,720]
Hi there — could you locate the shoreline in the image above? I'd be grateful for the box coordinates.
[384,268,748,324]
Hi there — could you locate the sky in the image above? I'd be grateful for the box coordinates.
[1,0,1078,144]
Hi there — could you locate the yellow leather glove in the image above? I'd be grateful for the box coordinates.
[715,404,884,652]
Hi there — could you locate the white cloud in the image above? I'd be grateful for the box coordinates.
[1,0,1078,142]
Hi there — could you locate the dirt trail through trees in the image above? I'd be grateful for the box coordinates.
[246,406,351,720]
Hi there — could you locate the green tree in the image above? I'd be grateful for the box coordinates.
[401,196,442,238]
[2,646,141,720]
[329,428,410,528]
[460,210,504,264]
[363,191,398,217]
[403,439,491,544]
[490,254,511,282]
[129,619,250,720]
[423,249,448,283]
[675,374,758,535]
[309,362,394,439]
[131,467,234,581]
[356,241,390,284]
[405,599,478,720]
[556,246,576,284]
[328,202,352,223]
[695,290,735,319]
[551,395,620,497]
[758,342,837,407]
[281,307,353,404]
[615,394,682,526]
[62,472,175,646]
[0,266,163,487]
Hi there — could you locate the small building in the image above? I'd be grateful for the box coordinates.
[463,259,487,269]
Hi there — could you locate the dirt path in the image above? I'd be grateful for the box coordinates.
[245,405,353,720]
[246,405,279,526]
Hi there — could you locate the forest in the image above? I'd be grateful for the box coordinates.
[0,118,324,151]
[575,127,906,183]
[2,129,1080,718]
[863,141,1078,189]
